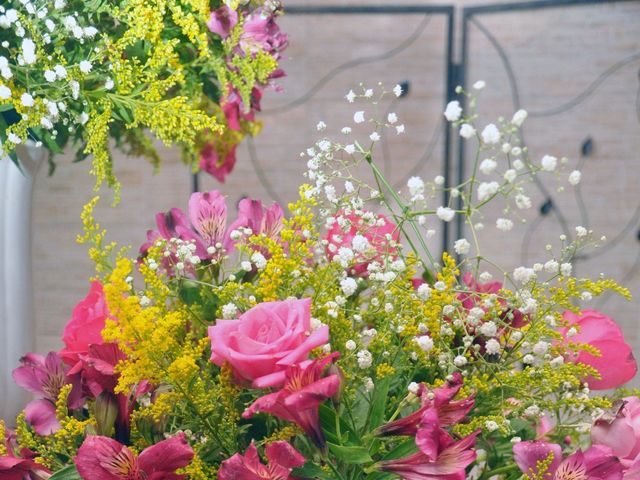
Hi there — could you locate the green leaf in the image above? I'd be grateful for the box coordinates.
[292,462,334,479]
[368,377,390,430]
[381,437,418,460]
[179,280,201,305]
[327,442,374,465]
[49,465,82,480]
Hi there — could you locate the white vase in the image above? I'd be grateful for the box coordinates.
[0,144,46,423]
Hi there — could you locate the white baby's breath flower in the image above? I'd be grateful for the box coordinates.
[44,69,57,82]
[434,175,445,185]
[485,338,501,355]
[20,92,34,107]
[0,85,11,99]
[436,206,455,222]
[357,350,373,369]
[21,38,36,64]
[496,218,513,231]
[514,266,536,285]
[504,169,516,183]
[541,155,557,172]
[344,144,355,155]
[454,355,468,367]
[407,176,425,198]
[481,123,500,144]
[345,340,356,351]
[479,158,497,175]
[221,303,238,319]
[353,111,365,124]
[387,112,398,124]
[369,132,380,142]
[444,100,462,122]
[459,123,476,139]
[511,109,528,127]
[568,170,582,186]
[416,335,434,352]
[395,124,405,134]
[393,84,402,97]
[454,238,470,255]
[340,277,358,296]
[345,89,355,103]
[79,60,92,73]
[417,283,431,300]
[515,194,531,209]
[477,181,499,202]
[473,80,486,90]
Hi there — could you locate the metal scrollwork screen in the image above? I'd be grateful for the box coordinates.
[458,0,640,364]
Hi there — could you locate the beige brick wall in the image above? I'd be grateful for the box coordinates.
[31,1,640,386]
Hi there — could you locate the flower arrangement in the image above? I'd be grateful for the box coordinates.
[0,0,287,198]
[2,82,639,480]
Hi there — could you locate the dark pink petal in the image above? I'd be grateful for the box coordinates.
[265,441,305,469]
[138,432,194,475]
[513,441,561,479]
[75,435,137,480]
[24,399,60,435]
[207,5,238,38]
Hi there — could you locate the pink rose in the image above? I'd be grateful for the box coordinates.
[208,298,329,388]
[324,211,400,276]
[60,281,109,368]
[592,396,640,468]
[561,309,637,390]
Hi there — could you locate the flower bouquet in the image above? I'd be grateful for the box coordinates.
[0,0,287,197]
[2,83,639,480]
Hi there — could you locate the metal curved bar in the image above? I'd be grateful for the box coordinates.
[263,15,432,115]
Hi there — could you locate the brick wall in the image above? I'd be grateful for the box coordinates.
[31,1,640,385]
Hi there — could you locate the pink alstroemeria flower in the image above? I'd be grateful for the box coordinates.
[561,310,637,390]
[12,352,83,435]
[228,197,284,242]
[141,190,237,262]
[0,428,50,480]
[513,441,623,480]
[379,410,479,480]
[207,5,238,38]
[218,441,305,480]
[240,9,288,59]
[242,354,341,447]
[377,372,474,437]
[75,433,193,480]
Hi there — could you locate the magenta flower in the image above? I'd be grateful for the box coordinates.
[242,354,341,447]
[592,396,640,468]
[60,281,109,368]
[377,372,474,437]
[75,433,193,480]
[379,410,479,480]
[208,5,238,38]
[208,298,329,388]
[12,352,83,435]
[199,145,238,183]
[0,428,49,480]
[324,211,400,276]
[561,309,637,390]
[240,9,288,59]
[513,441,623,480]
[228,197,284,242]
[188,190,229,249]
[457,272,502,310]
[218,441,305,480]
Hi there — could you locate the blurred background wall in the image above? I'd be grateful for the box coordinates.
[31,0,640,384]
